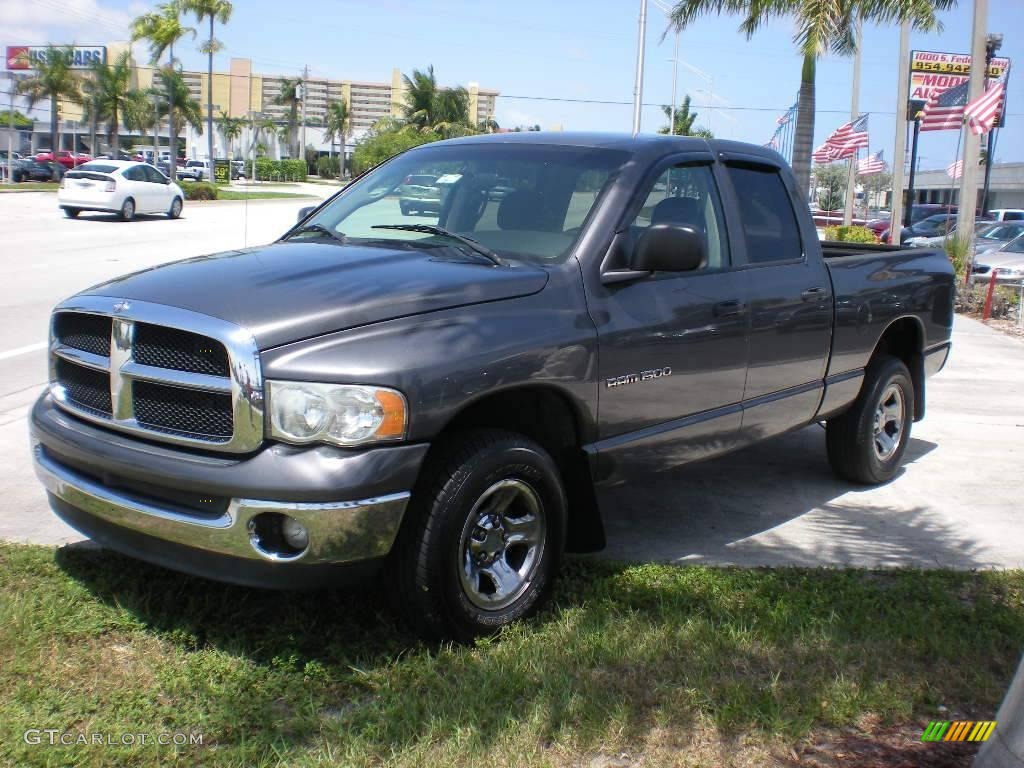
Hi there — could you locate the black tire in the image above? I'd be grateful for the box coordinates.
[119,197,135,221]
[167,196,183,219]
[62,207,80,218]
[826,355,914,485]
[399,201,411,216]
[390,429,567,641]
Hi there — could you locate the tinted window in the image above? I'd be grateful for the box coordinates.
[1004,211,1024,221]
[143,166,166,183]
[122,167,145,181]
[77,162,118,174]
[725,165,802,263]
[627,164,727,269]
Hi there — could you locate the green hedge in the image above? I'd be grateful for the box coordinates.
[180,181,218,201]
[244,158,307,182]
[823,225,878,243]
[316,156,340,179]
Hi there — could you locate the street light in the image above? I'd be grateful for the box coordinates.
[652,0,679,135]
[631,0,648,135]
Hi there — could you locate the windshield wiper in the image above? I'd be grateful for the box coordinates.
[371,224,506,266]
[283,223,348,245]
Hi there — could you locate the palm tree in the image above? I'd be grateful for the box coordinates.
[124,89,160,158]
[82,51,132,155]
[667,0,952,199]
[217,111,244,159]
[16,46,81,178]
[401,66,473,137]
[478,117,500,133]
[274,77,302,158]
[132,2,195,180]
[181,0,233,166]
[157,69,204,144]
[659,94,713,137]
[323,98,349,178]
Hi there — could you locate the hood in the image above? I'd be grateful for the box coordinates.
[82,241,549,348]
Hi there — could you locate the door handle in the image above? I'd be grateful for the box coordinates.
[801,287,827,302]
[713,300,748,318]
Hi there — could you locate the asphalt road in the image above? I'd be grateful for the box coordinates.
[2,189,1022,570]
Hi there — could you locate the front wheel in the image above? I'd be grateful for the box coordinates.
[391,430,566,641]
[62,207,80,218]
[399,201,412,216]
[119,197,135,221]
[826,355,914,485]
[167,197,182,219]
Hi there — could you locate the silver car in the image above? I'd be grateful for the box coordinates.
[971,233,1024,285]
[908,221,1024,253]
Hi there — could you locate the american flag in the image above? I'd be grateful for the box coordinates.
[964,77,1007,136]
[813,114,869,163]
[857,150,886,175]
[946,159,963,180]
[920,80,970,132]
[776,103,797,125]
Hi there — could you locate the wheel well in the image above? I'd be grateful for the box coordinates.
[872,317,925,420]
[435,387,604,553]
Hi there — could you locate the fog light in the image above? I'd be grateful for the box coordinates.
[281,516,309,550]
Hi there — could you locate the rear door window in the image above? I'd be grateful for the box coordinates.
[724,165,803,264]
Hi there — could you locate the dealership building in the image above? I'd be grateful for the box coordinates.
[4,43,499,160]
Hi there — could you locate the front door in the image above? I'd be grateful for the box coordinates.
[589,161,749,482]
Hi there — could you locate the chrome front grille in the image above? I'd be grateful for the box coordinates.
[49,297,264,453]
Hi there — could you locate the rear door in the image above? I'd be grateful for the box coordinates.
[717,157,833,439]
[590,157,750,480]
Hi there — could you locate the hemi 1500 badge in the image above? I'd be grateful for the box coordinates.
[605,367,672,388]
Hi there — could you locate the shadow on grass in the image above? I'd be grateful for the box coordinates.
[47,539,1024,763]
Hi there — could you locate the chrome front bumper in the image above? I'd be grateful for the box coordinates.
[33,441,409,566]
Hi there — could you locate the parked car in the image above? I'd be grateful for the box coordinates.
[35,150,91,169]
[57,160,184,221]
[31,133,954,640]
[884,212,961,245]
[178,159,212,181]
[908,221,1024,252]
[97,151,134,161]
[397,173,441,215]
[14,159,63,182]
[971,233,1024,285]
[872,204,956,241]
[987,209,1024,222]
[231,160,247,180]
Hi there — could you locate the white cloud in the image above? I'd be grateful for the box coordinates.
[0,0,135,45]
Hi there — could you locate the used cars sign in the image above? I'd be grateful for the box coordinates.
[6,45,107,70]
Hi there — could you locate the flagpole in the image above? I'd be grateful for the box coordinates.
[905,117,921,230]
[980,34,1004,216]
[843,18,863,227]
[948,125,964,217]
[955,0,988,240]
[890,21,910,243]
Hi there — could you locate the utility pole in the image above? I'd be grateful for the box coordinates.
[956,0,988,241]
[300,65,308,162]
[669,29,679,135]
[631,0,648,135]
[6,75,16,183]
[890,22,910,241]
[843,17,863,226]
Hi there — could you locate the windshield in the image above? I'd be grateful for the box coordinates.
[296,143,629,263]
[981,224,1024,241]
[1005,234,1024,254]
[76,162,118,174]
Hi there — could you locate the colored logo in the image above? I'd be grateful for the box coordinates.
[6,46,29,70]
[921,721,996,742]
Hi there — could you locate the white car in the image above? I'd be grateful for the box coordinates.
[58,160,184,221]
[988,209,1024,222]
[178,159,211,181]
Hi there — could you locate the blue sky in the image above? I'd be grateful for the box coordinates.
[5,0,1021,171]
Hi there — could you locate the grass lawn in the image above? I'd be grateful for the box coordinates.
[0,182,59,192]
[0,542,1020,767]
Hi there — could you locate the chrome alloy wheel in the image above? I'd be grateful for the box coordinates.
[458,478,546,611]
[872,384,904,460]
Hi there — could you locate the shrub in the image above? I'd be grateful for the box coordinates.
[316,155,340,179]
[244,158,308,182]
[943,234,972,281]
[823,225,878,243]
[180,181,218,201]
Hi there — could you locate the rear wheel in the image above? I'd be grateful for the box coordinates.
[119,198,135,221]
[390,430,566,641]
[62,207,80,218]
[826,355,914,485]
[399,200,412,216]
[167,197,182,219]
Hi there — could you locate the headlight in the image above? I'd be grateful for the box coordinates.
[267,381,407,447]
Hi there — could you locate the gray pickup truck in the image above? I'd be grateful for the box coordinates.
[31,133,954,639]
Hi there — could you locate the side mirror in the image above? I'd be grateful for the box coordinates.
[297,205,316,223]
[631,224,706,273]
